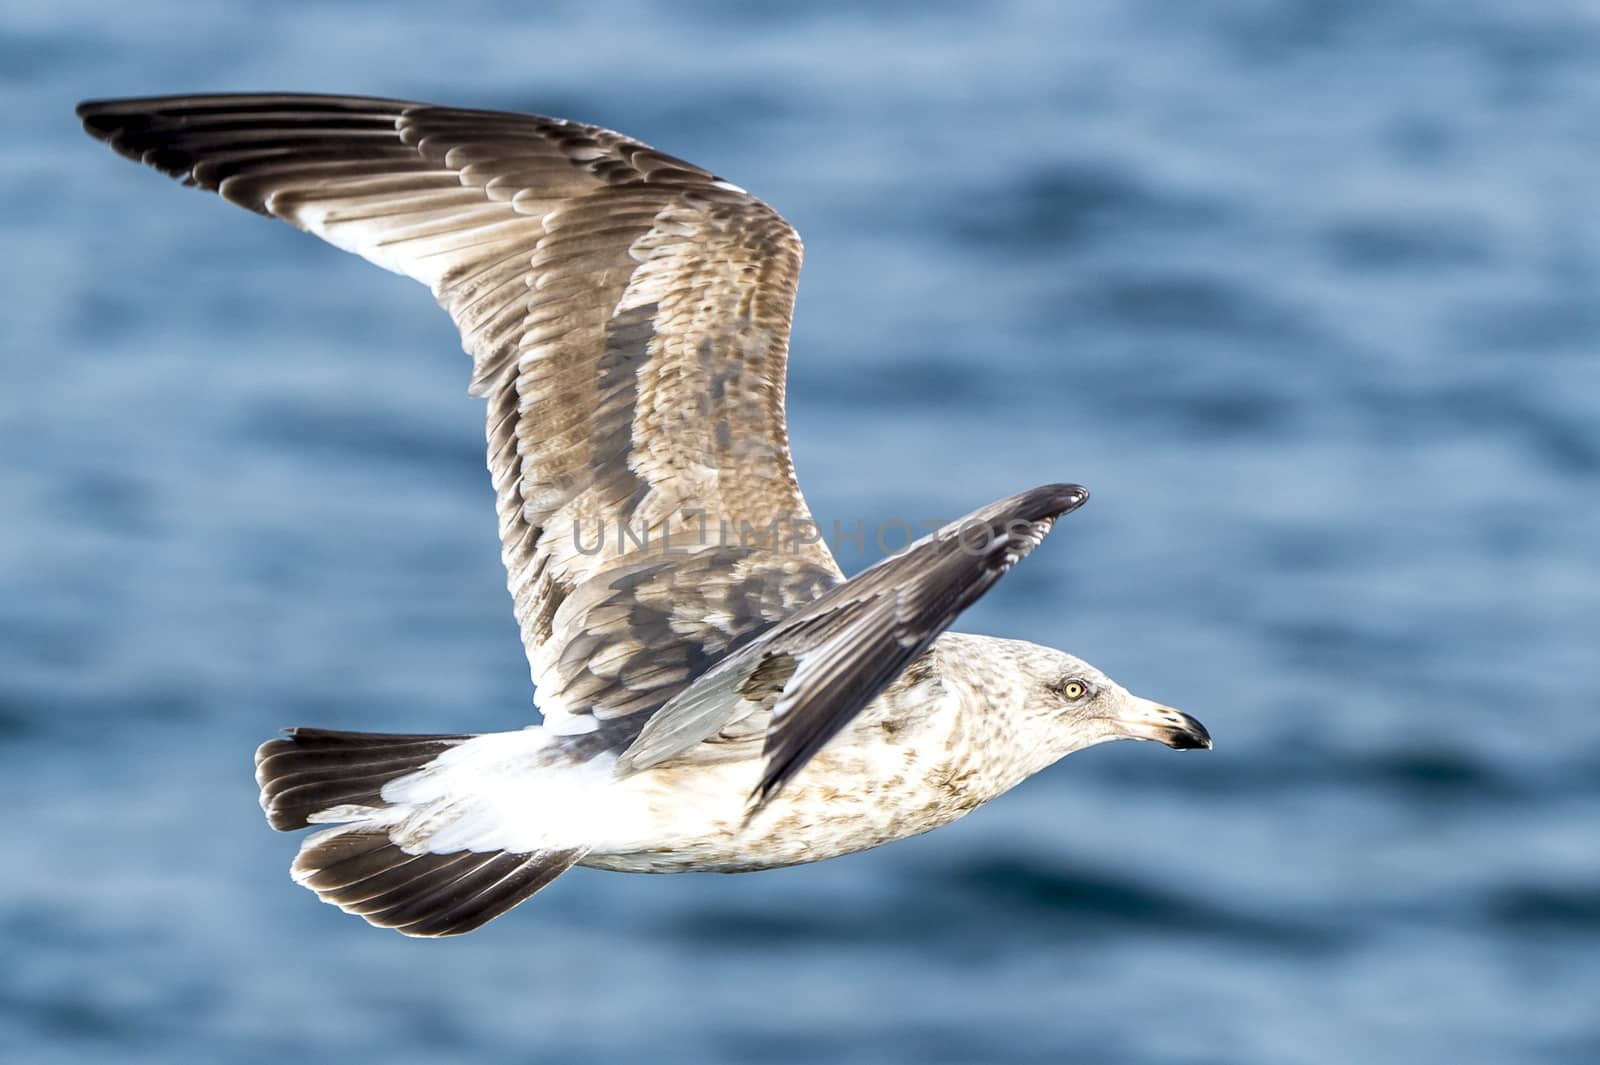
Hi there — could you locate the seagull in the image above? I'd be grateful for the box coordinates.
[77,94,1211,937]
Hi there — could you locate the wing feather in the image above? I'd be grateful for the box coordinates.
[619,483,1089,804]
[79,93,842,745]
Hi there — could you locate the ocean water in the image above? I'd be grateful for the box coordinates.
[3,1,1598,1062]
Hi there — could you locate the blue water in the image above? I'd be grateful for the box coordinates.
[4,2,1598,1062]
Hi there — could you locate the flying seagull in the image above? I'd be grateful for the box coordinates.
[77,93,1211,937]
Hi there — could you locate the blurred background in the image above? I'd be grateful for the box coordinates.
[3,1,1598,1062]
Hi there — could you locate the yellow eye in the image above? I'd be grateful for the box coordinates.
[1060,680,1087,700]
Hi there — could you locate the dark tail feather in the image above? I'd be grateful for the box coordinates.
[255,727,470,831]
[255,726,586,936]
[291,829,585,937]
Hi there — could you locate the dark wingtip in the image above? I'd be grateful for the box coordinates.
[76,99,120,140]
[1021,482,1089,520]
[742,779,783,826]
[1055,482,1089,512]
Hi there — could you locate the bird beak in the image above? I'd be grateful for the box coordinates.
[1117,697,1212,750]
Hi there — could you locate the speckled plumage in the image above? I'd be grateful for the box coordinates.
[79,93,1211,938]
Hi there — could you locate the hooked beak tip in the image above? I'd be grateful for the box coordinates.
[1122,699,1212,751]
[1167,715,1212,750]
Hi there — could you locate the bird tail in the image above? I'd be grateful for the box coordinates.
[255,727,587,937]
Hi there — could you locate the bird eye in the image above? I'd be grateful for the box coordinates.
[1059,679,1088,700]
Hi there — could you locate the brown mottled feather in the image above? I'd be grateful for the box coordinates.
[77,94,841,749]
[79,96,1089,808]
[619,483,1089,806]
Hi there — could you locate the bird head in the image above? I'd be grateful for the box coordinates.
[1013,643,1212,762]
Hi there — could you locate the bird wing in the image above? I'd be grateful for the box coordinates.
[619,483,1088,808]
[78,93,844,745]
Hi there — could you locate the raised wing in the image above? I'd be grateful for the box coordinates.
[78,94,843,743]
[620,483,1089,808]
